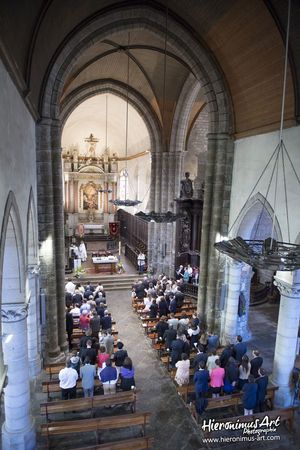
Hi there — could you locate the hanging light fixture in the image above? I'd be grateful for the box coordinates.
[110,33,141,207]
[134,3,183,222]
[214,0,300,271]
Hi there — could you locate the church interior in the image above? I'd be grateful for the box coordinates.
[0,0,300,449]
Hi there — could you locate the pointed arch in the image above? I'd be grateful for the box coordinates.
[232,192,282,242]
[0,191,25,306]
[26,188,38,268]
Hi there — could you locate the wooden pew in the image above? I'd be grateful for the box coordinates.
[40,412,151,447]
[42,378,102,401]
[41,390,137,421]
[177,383,278,408]
[75,436,154,450]
[44,363,65,380]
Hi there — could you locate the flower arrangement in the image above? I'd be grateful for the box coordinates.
[116,261,125,274]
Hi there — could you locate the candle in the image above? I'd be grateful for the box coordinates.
[119,241,121,255]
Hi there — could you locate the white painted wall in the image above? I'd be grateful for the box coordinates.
[229,126,300,243]
[0,59,37,248]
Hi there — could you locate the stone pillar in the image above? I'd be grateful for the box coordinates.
[198,133,233,331]
[221,260,242,345]
[1,304,36,449]
[271,270,300,407]
[36,119,61,359]
[154,153,162,212]
[51,120,68,352]
[148,152,156,211]
[236,264,253,341]
[27,267,41,378]
[161,152,169,211]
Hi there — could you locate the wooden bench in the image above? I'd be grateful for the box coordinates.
[202,406,297,435]
[75,436,154,450]
[40,412,151,447]
[44,363,65,380]
[177,383,278,406]
[41,390,137,420]
[42,378,102,401]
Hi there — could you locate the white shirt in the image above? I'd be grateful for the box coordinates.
[59,367,78,389]
[65,281,76,294]
[70,306,80,317]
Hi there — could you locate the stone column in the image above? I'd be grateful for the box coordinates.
[1,304,36,450]
[36,119,61,359]
[154,153,162,212]
[236,264,253,341]
[221,260,242,345]
[271,270,300,407]
[148,152,156,211]
[27,267,41,378]
[51,120,68,352]
[161,152,169,211]
[198,133,233,331]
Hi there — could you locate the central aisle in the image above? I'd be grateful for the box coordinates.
[108,289,203,450]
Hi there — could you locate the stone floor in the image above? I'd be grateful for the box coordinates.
[1,283,299,449]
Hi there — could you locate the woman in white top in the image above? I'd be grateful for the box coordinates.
[238,354,251,389]
[175,353,190,386]
[206,351,219,373]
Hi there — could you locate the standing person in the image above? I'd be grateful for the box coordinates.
[79,339,97,365]
[175,265,184,280]
[238,355,251,390]
[149,299,158,318]
[80,357,96,397]
[155,316,169,341]
[250,350,263,378]
[101,310,112,332]
[242,375,258,415]
[193,360,210,399]
[66,306,74,350]
[65,278,76,295]
[175,353,190,386]
[209,359,225,398]
[97,346,110,369]
[113,342,128,373]
[78,240,87,262]
[220,344,233,368]
[207,331,219,353]
[58,358,78,400]
[188,324,200,349]
[233,335,247,363]
[79,310,90,331]
[170,336,185,368]
[256,368,269,412]
[70,350,81,375]
[89,311,101,338]
[120,357,135,391]
[137,252,145,274]
[99,359,118,395]
[206,350,219,374]
[103,331,115,356]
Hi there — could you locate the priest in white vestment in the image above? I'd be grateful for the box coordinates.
[78,241,87,262]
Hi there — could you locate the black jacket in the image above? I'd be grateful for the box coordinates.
[250,357,263,378]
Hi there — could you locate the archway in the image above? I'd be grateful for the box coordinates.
[37,4,233,348]
[0,192,35,449]
[26,190,41,378]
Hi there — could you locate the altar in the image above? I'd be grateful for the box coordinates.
[84,223,105,234]
[92,256,118,274]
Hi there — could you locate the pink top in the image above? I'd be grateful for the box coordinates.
[210,367,225,388]
[97,352,110,368]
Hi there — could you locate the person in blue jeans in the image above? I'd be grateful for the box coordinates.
[80,357,96,397]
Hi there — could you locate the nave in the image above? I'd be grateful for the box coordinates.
[23,285,300,450]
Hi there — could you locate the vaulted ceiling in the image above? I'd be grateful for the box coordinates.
[0,0,299,140]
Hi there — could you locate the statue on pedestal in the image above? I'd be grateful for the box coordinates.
[180,172,193,198]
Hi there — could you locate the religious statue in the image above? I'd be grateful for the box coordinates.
[180,172,194,198]
[84,133,99,158]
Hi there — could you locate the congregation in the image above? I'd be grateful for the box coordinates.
[131,273,269,417]
[63,279,135,400]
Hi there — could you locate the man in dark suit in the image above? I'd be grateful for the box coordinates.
[233,335,247,363]
[220,344,233,368]
[256,368,268,412]
[175,288,185,309]
[193,360,210,399]
[250,350,263,378]
[170,337,184,368]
